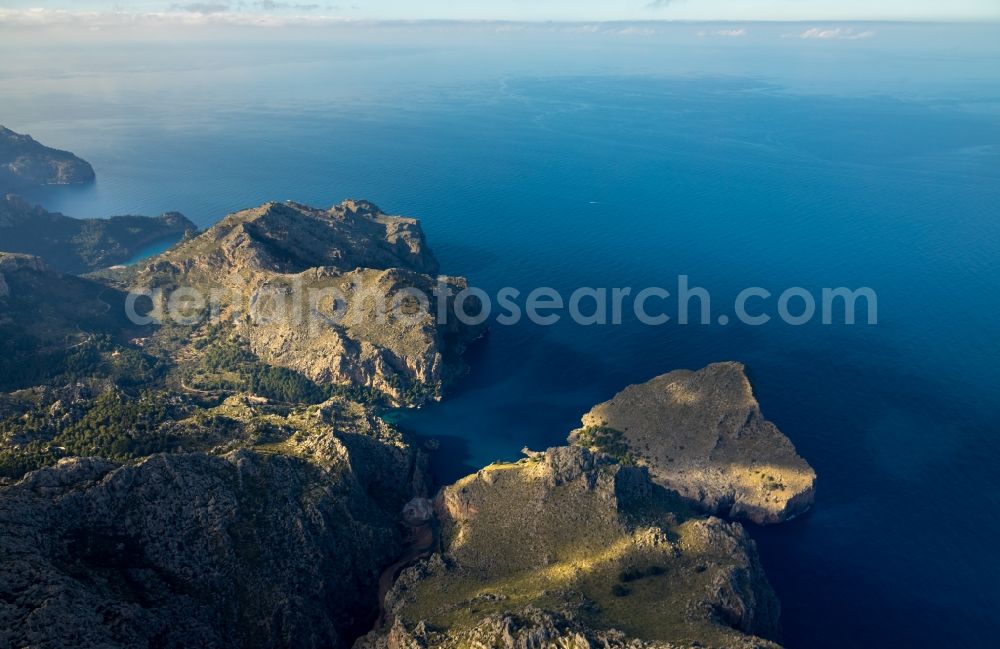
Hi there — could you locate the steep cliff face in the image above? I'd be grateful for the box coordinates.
[125,200,483,405]
[0,126,95,190]
[0,403,429,649]
[0,194,196,274]
[239,267,477,404]
[360,447,782,649]
[571,362,815,525]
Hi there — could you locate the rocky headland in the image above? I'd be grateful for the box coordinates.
[118,199,484,406]
[0,196,482,648]
[571,362,815,525]
[0,126,95,190]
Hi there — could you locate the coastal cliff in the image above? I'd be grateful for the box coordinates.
[0,126,95,190]
[571,362,815,524]
[120,199,484,406]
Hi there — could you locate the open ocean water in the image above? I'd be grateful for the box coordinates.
[3,21,999,648]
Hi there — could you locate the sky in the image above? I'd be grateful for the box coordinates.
[0,0,998,22]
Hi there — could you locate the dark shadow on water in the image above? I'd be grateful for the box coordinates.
[413,433,479,488]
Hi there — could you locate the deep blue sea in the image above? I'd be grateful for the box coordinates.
[3,21,999,648]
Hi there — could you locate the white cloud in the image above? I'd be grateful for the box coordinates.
[171,3,231,14]
[793,27,875,40]
[0,7,351,27]
[556,24,656,37]
[616,26,655,36]
[697,27,746,37]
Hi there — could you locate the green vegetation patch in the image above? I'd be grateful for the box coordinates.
[182,328,392,406]
[0,389,181,478]
[571,425,637,466]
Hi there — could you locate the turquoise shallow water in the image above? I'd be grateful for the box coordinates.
[122,236,184,266]
[3,22,999,647]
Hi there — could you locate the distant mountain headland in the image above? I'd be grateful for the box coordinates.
[0,194,197,274]
[0,129,195,273]
[0,125,95,190]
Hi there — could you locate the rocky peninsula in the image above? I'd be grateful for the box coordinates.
[0,198,471,647]
[571,362,815,524]
[0,126,95,190]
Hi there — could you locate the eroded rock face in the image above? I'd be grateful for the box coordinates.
[0,251,49,274]
[153,200,439,278]
[359,447,783,649]
[0,430,425,649]
[239,267,479,405]
[571,362,815,525]
[124,200,484,405]
[0,126,95,190]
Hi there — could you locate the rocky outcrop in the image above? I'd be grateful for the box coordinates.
[0,126,95,190]
[126,200,484,405]
[571,362,815,524]
[0,407,429,649]
[0,251,49,274]
[0,194,196,273]
[153,200,438,277]
[238,266,478,404]
[360,446,782,649]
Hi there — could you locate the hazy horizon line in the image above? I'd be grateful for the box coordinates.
[1,11,997,27]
